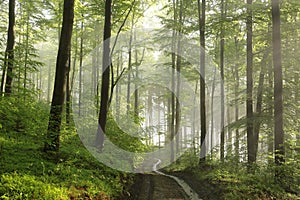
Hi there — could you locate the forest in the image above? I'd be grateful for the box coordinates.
[0,0,299,199]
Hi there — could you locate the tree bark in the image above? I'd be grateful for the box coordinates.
[253,48,270,160]
[66,50,71,125]
[170,0,177,163]
[95,0,112,152]
[3,0,15,95]
[175,0,183,155]
[44,0,74,152]
[220,0,225,161]
[234,37,240,160]
[78,19,84,116]
[127,14,134,115]
[246,0,255,165]
[272,0,284,166]
[198,0,206,163]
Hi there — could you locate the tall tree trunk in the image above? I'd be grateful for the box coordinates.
[23,4,30,101]
[175,0,183,155]
[134,32,139,121]
[170,0,177,163]
[234,37,240,160]
[127,14,134,115]
[23,6,30,100]
[272,0,284,166]
[116,51,122,122]
[66,50,71,125]
[253,49,269,160]
[220,0,225,161]
[198,0,206,163]
[44,0,74,152]
[95,0,112,152]
[3,0,15,95]
[78,19,84,116]
[267,53,274,164]
[246,0,255,165]
[192,80,198,155]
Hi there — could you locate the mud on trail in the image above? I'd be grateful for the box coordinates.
[129,173,189,200]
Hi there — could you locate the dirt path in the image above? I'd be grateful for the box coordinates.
[128,159,201,200]
[131,173,189,200]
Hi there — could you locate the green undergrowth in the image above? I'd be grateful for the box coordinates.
[164,152,300,200]
[0,97,133,199]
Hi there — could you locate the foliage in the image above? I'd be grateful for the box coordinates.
[164,155,300,199]
[0,97,133,199]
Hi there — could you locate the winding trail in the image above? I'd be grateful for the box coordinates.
[153,159,202,200]
[131,159,202,200]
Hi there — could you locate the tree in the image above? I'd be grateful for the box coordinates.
[44,0,74,152]
[272,0,284,166]
[1,0,15,95]
[234,37,240,160]
[198,0,206,163]
[246,0,255,165]
[95,0,112,152]
[220,0,225,161]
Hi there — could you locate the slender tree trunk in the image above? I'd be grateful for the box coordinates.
[116,52,121,121]
[23,7,29,100]
[66,50,71,125]
[4,0,15,95]
[267,54,274,164]
[220,0,225,161]
[78,19,84,116]
[170,0,177,163]
[253,49,269,160]
[95,0,112,152]
[192,81,198,155]
[44,0,74,152]
[198,0,206,163]
[134,32,139,121]
[246,0,255,165]
[272,0,284,166]
[175,0,183,155]
[211,67,216,157]
[234,37,240,160]
[1,53,8,96]
[127,15,134,115]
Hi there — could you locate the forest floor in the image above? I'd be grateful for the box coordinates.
[129,173,189,200]
[128,169,223,200]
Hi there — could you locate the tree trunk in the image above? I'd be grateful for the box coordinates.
[127,15,134,115]
[134,32,139,121]
[78,19,84,116]
[246,0,255,165]
[253,48,269,160]
[170,0,177,163]
[3,0,15,95]
[44,0,74,152]
[198,0,206,163]
[272,0,284,166]
[23,6,29,100]
[220,0,225,161]
[175,0,183,155]
[234,37,240,161]
[66,50,71,125]
[95,0,112,152]
[267,51,274,164]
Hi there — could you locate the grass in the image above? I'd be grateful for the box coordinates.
[164,152,300,200]
[0,97,133,200]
